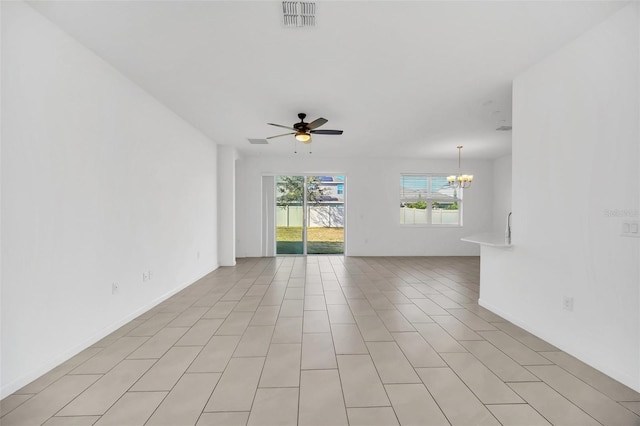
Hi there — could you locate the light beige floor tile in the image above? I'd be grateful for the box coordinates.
[376,309,415,332]
[284,287,305,300]
[347,407,399,426]
[508,382,601,426]
[72,336,148,374]
[260,287,286,306]
[131,346,201,391]
[299,370,348,426]
[486,404,551,426]
[168,306,209,327]
[94,391,166,426]
[621,402,640,416]
[427,294,463,309]
[127,313,179,336]
[42,416,101,426]
[539,351,640,401]
[279,299,304,317]
[305,284,324,295]
[413,323,467,353]
[303,310,331,333]
[394,304,434,323]
[367,342,420,384]
[60,360,154,416]
[205,357,265,412]
[494,322,559,352]
[462,303,507,322]
[246,285,269,297]
[0,394,33,417]
[354,315,394,341]
[247,388,298,426]
[128,327,189,358]
[417,367,500,426]
[331,323,368,354]
[249,305,280,326]
[203,301,238,319]
[222,287,249,301]
[259,343,301,387]
[342,287,365,299]
[432,315,483,340]
[188,335,241,373]
[347,299,377,316]
[446,308,497,330]
[215,312,254,336]
[327,305,356,324]
[302,333,337,370]
[197,412,250,425]
[0,375,100,426]
[479,330,551,365]
[382,291,412,304]
[397,287,426,299]
[233,326,275,357]
[461,340,539,382]
[385,383,450,426]
[146,373,221,426]
[441,352,524,404]
[412,298,449,316]
[324,290,347,305]
[526,365,640,425]
[304,295,327,311]
[271,316,303,343]
[234,296,262,312]
[16,347,103,394]
[176,319,224,346]
[337,355,390,407]
[392,332,447,367]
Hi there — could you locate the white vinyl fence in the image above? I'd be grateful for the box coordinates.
[400,207,459,225]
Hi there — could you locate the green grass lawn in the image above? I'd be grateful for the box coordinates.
[277,227,344,242]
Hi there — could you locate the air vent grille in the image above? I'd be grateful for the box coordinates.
[248,138,269,145]
[283,2,316,27]
[496,125,512,131]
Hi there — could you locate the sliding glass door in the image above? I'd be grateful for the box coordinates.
[275,175,345,255]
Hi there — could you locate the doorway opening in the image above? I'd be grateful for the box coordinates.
[275,175,345,255]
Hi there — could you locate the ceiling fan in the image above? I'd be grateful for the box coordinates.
[267,113,343,144]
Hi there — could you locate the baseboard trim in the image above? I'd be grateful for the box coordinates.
[1,266,219,399]
[478,298,640,392]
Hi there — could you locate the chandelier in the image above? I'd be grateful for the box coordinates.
[447,145,473,189]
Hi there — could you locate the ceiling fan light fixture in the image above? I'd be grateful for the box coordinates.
[295,131,311,143]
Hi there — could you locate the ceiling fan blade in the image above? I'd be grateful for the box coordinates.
[268,123,295,131]
[306,118,328,130]
[266,132,295,139]
[310,129,343,135]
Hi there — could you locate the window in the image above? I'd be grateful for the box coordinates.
[400,174,462,225]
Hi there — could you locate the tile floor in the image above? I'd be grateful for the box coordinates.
[2,256,640,426]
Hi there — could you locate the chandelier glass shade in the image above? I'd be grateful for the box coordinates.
[447,145,473,189]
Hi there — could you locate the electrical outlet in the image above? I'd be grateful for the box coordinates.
[562,296,573,311]
[621,220,640,238]
[142,272,149,282]
[112,283,119,295]
[148,270,152,280]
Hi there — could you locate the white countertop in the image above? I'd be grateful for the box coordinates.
[461,233,512,248]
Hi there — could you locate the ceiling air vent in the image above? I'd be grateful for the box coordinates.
[282,1,316,27]
[496,125,512,131]
[248,138,269,145]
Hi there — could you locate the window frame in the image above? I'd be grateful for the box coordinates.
[399,173,463,227]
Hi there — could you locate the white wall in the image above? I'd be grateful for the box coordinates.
[492,155,512,233]
[236,155,493,257]
[479,4,640,390]
[1,2,218,397]
[217,145,237,266]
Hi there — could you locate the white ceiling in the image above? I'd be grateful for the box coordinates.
[28,0,627,160]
